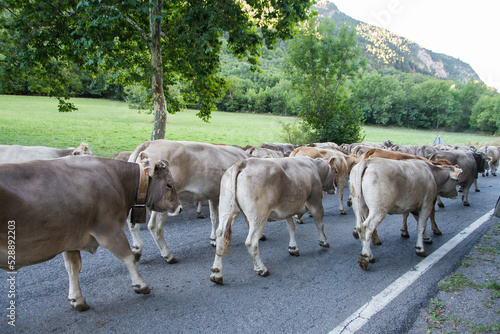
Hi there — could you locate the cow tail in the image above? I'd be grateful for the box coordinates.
[218,160,246,257]
[353,160,368,222]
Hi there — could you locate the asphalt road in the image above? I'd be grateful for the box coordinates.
[2,174,499,334]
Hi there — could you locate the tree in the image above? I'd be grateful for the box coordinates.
[0,0,313,139]
[451,80,490,131]
[409,79,456,129]
[354,72,404,126]
[283,15,365,143]
[470,94,500,134]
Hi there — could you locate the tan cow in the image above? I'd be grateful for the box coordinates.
[0,143,92,163]
[350,158,461,270]
[290,146,357,215]
[0,154,182,311]
[246,146,285,158]
[358,148,454,242]
[209,156,337,284]
[478,146,500,176]
[127,140,251,263]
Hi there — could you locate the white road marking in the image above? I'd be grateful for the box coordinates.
[329,209,494,334]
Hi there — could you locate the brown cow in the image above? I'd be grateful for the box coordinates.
[127,140,251,263]
[210,156,337,284]
[0,154,182,311]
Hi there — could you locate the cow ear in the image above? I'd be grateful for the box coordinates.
[138,152,155,174]
[141,158,156,175]
[156,159,169,169]
[328,156,337,168]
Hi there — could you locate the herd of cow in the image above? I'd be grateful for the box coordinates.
[1,139,498,311]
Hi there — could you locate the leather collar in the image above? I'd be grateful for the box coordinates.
[136,162,150,205]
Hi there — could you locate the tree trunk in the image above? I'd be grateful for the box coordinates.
[149,0,167,140]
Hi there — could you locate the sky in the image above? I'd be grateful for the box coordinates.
[330,0,499,91]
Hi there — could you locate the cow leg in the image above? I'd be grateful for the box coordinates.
[146,211,177,263]
[358,212,385,270]
[245,222,269,277]
[461,186,471,206]
[400,213,410,238]
[63,251,89,311]
[436,196,445,208]
[209,199,219,246]
[295,213,304,224]
[95,229,150,294]
[285,217,299,256]
[411,212,432,244]
[473,178,480,192]
[196,202,205,219]
[210,210,239,285]
[492,161,498,176]
[127,211,145,261]
[308,205,329,248]
[429,205,442,235]
[337,177,347,215]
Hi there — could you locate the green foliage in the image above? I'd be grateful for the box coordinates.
[279,120,316,145]
[124,84,152,113]
[470,94,500,134]
[0,0,314,135]
[284,16,365,143]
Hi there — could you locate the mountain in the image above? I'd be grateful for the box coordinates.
[313,0,480,83]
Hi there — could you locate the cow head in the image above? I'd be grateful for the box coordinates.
[139,152,182,215]
[321,156,338,194]
[437,164,462,199]
[72,143,93,156]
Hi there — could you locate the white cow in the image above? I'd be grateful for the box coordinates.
[0,143,92,163]
[350,158,461,270]
[210,156,337,284]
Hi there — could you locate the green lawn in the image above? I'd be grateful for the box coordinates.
[1,95,498,157]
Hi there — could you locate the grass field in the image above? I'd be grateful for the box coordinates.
[1,95,499,157]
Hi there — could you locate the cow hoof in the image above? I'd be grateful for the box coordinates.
[475,189,480,192]
[340,210,347,215]
[197,212,205,219]
[353,230,359,239]
[358,257,369,270]
[296,219,304,224]
[463,202,470,207]
[288,246,300,256]
[372,238,382,246]
[432,229,442,236]
[256,269,270,277]
[423,238,433,244]
[210,238,216,247]
[319,240,330,248]
[209,270,223,285]
[347,200,352,207]
[260,234,267,241]
[69,299,89,312]
[493,173,497,177]
[210,275,223,285]
[163,256,178,264]
[438,202,445,208]
[416,251,427,257]
[133,284,151,294]
[400,231,410,238]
